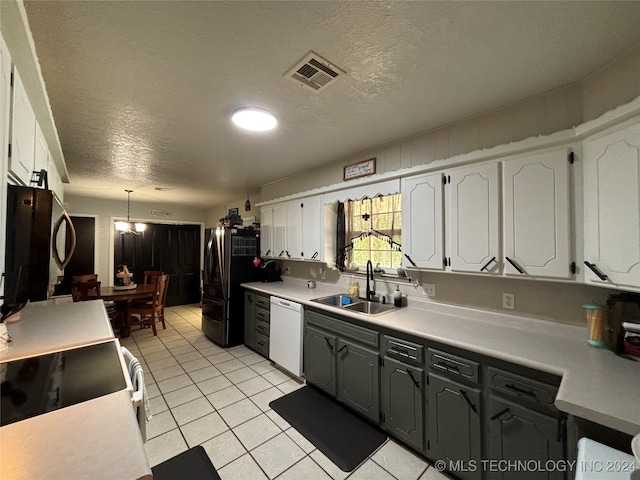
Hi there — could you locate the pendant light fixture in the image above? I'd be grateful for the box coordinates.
[115,189,146,234]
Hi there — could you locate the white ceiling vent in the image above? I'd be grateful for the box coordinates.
[286,51,346,93]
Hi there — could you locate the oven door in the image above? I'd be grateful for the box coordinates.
[201,296,228,346]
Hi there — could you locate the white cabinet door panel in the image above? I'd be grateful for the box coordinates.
[272,204,287,258]
[401,173,444,270]
[260,207,273,257]
[503,149,571,278]
[286,202,302,259]
[584,123,640,289]
[448,163,500,274]
[301,196,322,260]
[9,68,36,185]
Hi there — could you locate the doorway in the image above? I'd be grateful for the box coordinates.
[114,223,201,306]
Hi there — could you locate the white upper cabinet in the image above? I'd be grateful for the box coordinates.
[401,172,444,270]
[272,204,287,258]
[447,162,500,274]
[9,67,36,186]
[260,206,273,257]
[301,196,323,260]
[34,121,49,178]
[583,121,640,289]
[503,148,572,279]
[285,202,302,259]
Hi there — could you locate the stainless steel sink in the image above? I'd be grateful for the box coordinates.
[343,300,396,316]
[311,294,395,316]
[311,294,363,307]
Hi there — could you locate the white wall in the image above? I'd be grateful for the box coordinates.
[64,194,207,284]
[205,193,261,228]
[261,42,640,202]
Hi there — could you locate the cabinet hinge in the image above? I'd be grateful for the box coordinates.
[10,72,14,87]
[568,151,575,164]
[570,261,576,274]
[301,203,304,208]
[380,412,385,423]
[427,439,430,450]
[7,143,11,158]
[379,357,384,367]
[442,174,447,185]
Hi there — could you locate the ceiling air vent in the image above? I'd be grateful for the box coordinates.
[286,51,346,93]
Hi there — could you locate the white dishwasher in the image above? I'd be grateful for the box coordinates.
[269,296,304,377]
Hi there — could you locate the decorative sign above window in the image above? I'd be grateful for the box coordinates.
[343,158,376,181]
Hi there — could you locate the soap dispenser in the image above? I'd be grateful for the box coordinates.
[393,285,402,307]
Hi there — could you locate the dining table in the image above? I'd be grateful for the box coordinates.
[90,284,156,337]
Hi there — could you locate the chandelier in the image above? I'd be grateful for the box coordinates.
[115,189,146,234]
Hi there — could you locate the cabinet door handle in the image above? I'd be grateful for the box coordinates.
[505,257,525,274]
[337,344,348,354]
[324,337,334,351]
[459,389,477,413]
[584,261,608,281]
[265,249,271,256]
[480,256,497,272]
[404,254,417,267]
[285,250,291,258]
[490,407,511,421]
[406,369,420,388]
[311,252,318,259]
[504,383,536,398]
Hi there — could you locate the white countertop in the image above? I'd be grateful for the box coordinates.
[0,390,152,480]
[243,278,640,436]
[0,301,151,480]
[1,301,115,362]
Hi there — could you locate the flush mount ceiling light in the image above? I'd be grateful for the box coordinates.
[231,108,277,131]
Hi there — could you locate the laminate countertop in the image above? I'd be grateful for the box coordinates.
[0,302,152,480]
[243,278,640,436]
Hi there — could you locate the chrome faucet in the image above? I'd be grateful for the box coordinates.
[366,260,376,301]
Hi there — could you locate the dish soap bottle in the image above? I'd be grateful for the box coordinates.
[393,285,402,307]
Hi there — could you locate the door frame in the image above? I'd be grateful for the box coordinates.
[108,216,205,286]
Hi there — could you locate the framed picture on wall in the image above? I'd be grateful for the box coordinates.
[229,208,239,215]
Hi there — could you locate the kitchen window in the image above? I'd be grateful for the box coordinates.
[340,194,402,272]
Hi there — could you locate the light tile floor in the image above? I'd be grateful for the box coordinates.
[121,304,452,480]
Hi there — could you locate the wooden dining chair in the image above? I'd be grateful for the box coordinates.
[143,270,163,285]
[128,274,166,336]
[70,280,125,333]
[72,274,99,283]
[70,280,101,301]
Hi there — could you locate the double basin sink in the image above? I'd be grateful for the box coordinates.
[311,294,396,316]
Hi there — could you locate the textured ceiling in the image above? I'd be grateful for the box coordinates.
[23,1,640,208]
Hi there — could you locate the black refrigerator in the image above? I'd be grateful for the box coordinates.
[201,226,259,347]
[4,185,69,303]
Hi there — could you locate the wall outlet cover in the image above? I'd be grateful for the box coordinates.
[422,283,436,296]
[503,293,515,309]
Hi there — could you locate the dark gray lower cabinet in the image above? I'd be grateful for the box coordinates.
[488,395,565,480]
[428,373,482,480]
[336,338,379,422]
[304,324,337,396]
[381,356,424,451]
[244,291,255,349]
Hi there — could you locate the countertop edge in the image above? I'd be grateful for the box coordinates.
[242,280,640,435]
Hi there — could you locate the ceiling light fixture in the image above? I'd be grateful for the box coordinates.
[115,189,146,234]
[231,107,277,131]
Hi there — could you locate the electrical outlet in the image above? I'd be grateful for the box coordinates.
[283,267,290,275]
[319,267,325,280]
[503,293,515,309]
[422,283,436,296]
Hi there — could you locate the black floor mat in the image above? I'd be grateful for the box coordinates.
[269,386,387,472]
[151,445,221,480]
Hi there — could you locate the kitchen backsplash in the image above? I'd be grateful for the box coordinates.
[277,260,618,326]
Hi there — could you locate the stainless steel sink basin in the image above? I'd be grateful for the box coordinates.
[311,294,363,307]
[311,294,395,316]
[343,301,396,316]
